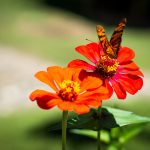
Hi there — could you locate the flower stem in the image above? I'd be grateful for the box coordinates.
[62,111,68,150]
[97,130,101,150]
[97,106,102,150]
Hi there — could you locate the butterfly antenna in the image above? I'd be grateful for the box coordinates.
[85,38,94,43]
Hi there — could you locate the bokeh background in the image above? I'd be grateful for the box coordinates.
[0,0,150,149]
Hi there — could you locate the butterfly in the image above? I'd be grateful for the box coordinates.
[96,18,127,59]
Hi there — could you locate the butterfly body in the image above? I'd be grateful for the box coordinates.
[96,18,127,59]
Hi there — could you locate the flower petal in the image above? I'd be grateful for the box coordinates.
[117,74,143,94]
[110,79,126,99]
[80,73,102,91]
[57,101,74,111]
[75,42,100,64]
[84,99,102,107]
[119,68,144,77]
[74,104,90,114]
[118,47,135,63]
[47,66,64,85]
[77,86,109,105]
[68,59,96,70]
[120,61,139,70]
[104,79,113,99]
[35,71,58,91]
[29,89,60,109]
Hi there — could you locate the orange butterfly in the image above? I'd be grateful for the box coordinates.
[96,18,127,59]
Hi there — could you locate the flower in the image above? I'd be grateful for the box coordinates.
[29,66,109,114]
[68,43,143,99]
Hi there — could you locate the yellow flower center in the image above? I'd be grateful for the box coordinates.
[58,80,80,101]
[96,56,119,78]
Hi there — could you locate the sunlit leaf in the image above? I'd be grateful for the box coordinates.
[70,129,110,143]
[67,107,150,131]
[49,106,150,131]
[105,106,150,126]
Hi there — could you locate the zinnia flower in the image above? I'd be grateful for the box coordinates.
[29,66,109,114]
[68,43,143,99]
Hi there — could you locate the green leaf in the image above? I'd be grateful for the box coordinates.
[104,106,150,127]
[70,123,148,146]
[70,129,110,143]
[49,106,150,131]
[67,107,150,131]
[118,123,147,144]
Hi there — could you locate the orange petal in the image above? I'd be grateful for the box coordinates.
[74,104,90,114]
[29,89,60,109]
[62,67,76,81]
[93,86,110,100]
[37,98,61,109]
[47,66,64,86]
[80,74,102,91]
[72,69,87,83]
[85,99,102,107]
[35,71,58,91]
[57,101,74,111]
[77,86,109,105]
[29,89,58,101]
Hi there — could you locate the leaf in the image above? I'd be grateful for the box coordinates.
[49,106,150,131]
[70,123,148,146]
[70,129,110,143]
[104,106,150,127]
[67,107,150,131]
[117,123,147,143]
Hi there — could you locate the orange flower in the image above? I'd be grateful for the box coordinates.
[29,66,109,114]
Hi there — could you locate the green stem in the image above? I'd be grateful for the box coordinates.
[97,106,102,150]
[97,130,101,150]
[62,111,68,150]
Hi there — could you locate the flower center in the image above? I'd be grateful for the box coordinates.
[58,80,80,101]
[96,56,119,78]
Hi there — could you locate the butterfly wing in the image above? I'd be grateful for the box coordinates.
[110,18,127,58]
[96,25,115,58]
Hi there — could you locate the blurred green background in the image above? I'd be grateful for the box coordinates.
[0,0,150,150]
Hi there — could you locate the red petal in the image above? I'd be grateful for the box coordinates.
[29,89,60,109]
[110,79,126,99]
[74,104,90,114]
[68,59,96,70]
[120,61,139,70]
[104,79,113,99]
[75,42,100,64]
[117,74,143,94]
[118,47,135,63]
[119,68,144,77]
